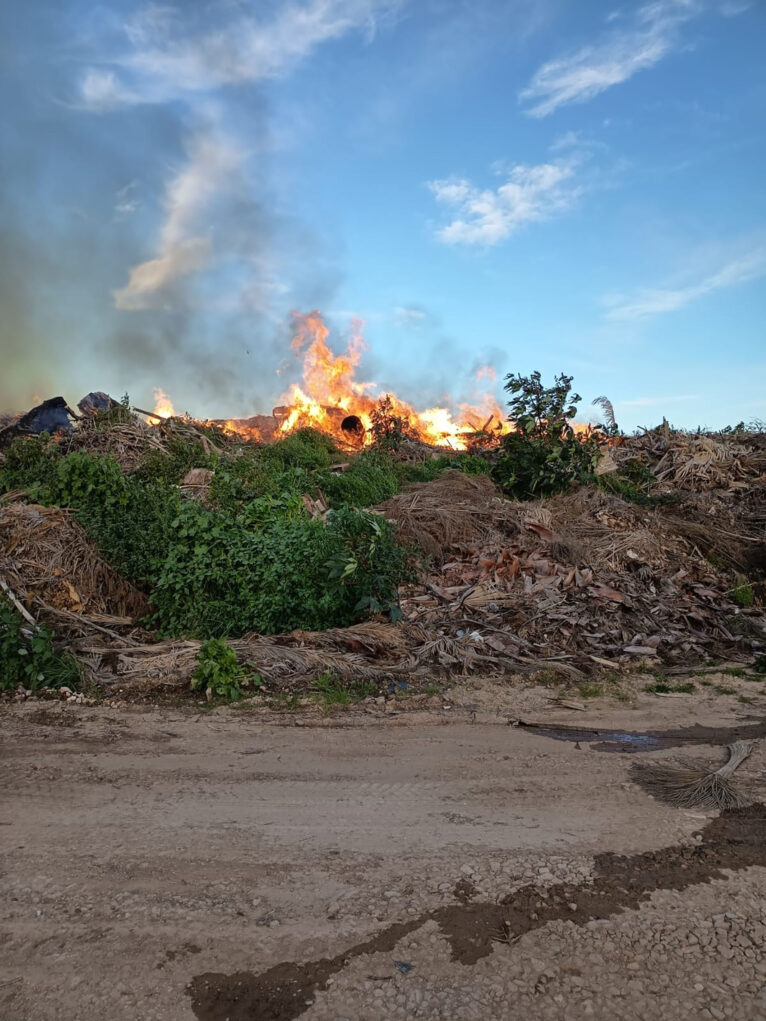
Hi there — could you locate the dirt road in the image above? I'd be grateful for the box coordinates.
[2,699,766,1020]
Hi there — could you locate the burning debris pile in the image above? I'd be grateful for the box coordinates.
[1,353,764,700]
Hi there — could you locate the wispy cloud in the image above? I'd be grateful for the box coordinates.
[604,248,766,321]
[393,305,428,327]
[113,127,242,309]
[428,148,590,246]
[114,180,139,218]
[79,0,402,110]
[519,0,746,118]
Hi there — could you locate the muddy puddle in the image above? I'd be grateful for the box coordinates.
[515,717,766,752]
[188,805,766,1021]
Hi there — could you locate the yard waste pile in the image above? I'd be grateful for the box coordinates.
[1,388,764,699]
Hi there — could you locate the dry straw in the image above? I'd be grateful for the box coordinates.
[631,740,756,810]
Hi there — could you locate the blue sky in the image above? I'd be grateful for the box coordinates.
[1,0,764,429]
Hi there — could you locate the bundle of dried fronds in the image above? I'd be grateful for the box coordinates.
[62,419,167,473]
[0,501,148,620]
[71,617,527,692]
[630,741,756,809]
[377,471,519,562]
[532,488,671,573]
[654,436,756,490]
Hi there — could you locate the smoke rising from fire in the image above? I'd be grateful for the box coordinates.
[0,0,510,425]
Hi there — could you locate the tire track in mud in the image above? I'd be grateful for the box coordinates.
[187,804,766,1021]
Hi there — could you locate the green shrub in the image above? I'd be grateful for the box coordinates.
[49,454,179,586]
[191,638,261,701]
[0,434,62,500]
[262,428,339,471]
[134,435,214,485]
[733,583,755,608]
[596,458,655,504]
[490,372,602,500]
[0,597,80,691]
[149,500,409,638]
[320,450,399,507]
[396,452,492,487]
[325,506,411,619]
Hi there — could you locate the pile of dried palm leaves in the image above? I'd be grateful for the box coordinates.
[384,452,765,673]
[377,471,520,563]
[58,412,231,474]
[0,499,147,619]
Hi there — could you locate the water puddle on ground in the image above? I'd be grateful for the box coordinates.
[515,718,766,752]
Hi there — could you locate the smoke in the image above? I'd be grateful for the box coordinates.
[0,1,362,417]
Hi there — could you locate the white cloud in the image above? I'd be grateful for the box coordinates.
[80,0,402,109]
[428,156,584,246]
[604,248,766,321]
[113,128,242,309]
[80,69,142,112]
[393,305,428,327]
[114,180,139,217]
[519,0,746,118]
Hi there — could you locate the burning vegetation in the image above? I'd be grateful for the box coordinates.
[153,311,513,450]
[1,349,764,704]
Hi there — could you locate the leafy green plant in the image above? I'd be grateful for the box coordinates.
[325,507,411,620]
[733,583,755,608]
[491,372,602,499]
[263,428,340,471]
[369,395,413,451]
[320,450,399,508]
[0,597,80,691]
[596,458,656,505]
[0,434,62,500]
[190,638,261,701]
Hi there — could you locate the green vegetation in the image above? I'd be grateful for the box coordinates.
[0,596,80,692]
[490,372,603,499]
[644,680,695,694]
[0,429,412,641]
[595,458,655,505]
[311,673,377,708]
[190,638,261,701]
[733,582,755,608]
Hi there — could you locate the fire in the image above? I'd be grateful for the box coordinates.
[152,387,175,419]
[277,311,510,450]
[147,312,590,451]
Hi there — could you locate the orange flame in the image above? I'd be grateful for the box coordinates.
[278,311,509,450]
[152,387,175,419]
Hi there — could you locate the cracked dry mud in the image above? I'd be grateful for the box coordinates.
[2,697,766,1020]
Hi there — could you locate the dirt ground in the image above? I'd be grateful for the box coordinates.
[2,679,766,1021]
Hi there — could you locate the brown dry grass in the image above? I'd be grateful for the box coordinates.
[377,470,519,563]
[0,501,148,619]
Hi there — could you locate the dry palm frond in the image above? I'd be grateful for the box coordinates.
[592,396,617,430]
[630,741,756,809]
[0,502,148,619]
[377,471,519,562]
